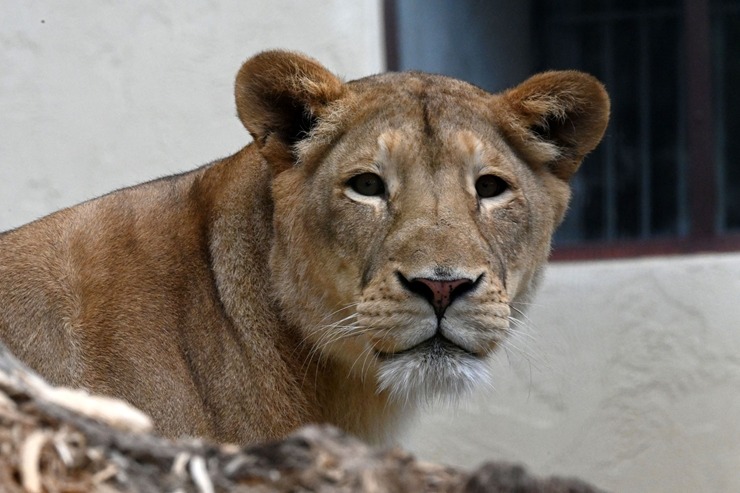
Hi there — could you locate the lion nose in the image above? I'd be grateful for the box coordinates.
[401,276,475,318]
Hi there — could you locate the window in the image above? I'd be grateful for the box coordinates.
[384,0,740,258]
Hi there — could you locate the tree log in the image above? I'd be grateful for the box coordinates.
[0,342,605,492]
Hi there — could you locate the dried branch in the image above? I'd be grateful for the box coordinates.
[0,342,605,492]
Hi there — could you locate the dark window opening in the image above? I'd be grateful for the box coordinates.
[384,0,740,258]
[536,0,687,245]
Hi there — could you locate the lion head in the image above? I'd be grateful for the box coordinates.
[235,51,609,405]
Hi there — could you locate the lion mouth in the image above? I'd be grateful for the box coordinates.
[374,333,480,360]
[374,332,491,404]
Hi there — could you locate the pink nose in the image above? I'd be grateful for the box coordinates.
[409,277,474,317]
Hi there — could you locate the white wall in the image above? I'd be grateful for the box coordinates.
[405,253,740,493]
[3,4,740,492]
[0,1,383,230]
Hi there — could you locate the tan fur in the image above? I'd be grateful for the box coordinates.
[0,51,609,445]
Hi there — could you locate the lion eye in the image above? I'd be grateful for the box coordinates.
[348,173,385,197]
[475,175,508,199]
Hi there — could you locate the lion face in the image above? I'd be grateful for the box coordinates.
[236,52,609,404]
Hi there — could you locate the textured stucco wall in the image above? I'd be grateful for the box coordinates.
[405,253,740,493]
[0,1,383,231]
[4,4,740,493]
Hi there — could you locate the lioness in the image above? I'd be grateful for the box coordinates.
[0,51,609,444]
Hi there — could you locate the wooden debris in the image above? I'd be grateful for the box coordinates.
[0,342,606,492]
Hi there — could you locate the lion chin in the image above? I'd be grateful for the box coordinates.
[375,335,492,406]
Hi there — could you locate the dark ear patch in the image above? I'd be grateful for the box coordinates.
[529,121,552,142]
[234,50,345,168]
[496,71,610,181]
[268,95,319,148]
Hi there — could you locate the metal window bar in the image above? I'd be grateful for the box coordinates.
[713,3,727,232]
[685,0,717,238]
[677,39,690,237]
[601,16,617,241]
[639,13,652,239]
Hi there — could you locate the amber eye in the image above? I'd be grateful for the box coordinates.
[348,173,385,197]
[475,175,508,199]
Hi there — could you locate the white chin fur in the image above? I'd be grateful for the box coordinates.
[375,347,491,406]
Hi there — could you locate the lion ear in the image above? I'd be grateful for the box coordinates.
[235,50,346,168]
[495,71,610,181]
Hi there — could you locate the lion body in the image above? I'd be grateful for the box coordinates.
[0,51,608,444]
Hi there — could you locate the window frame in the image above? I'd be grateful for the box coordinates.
[383,0,740,260]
